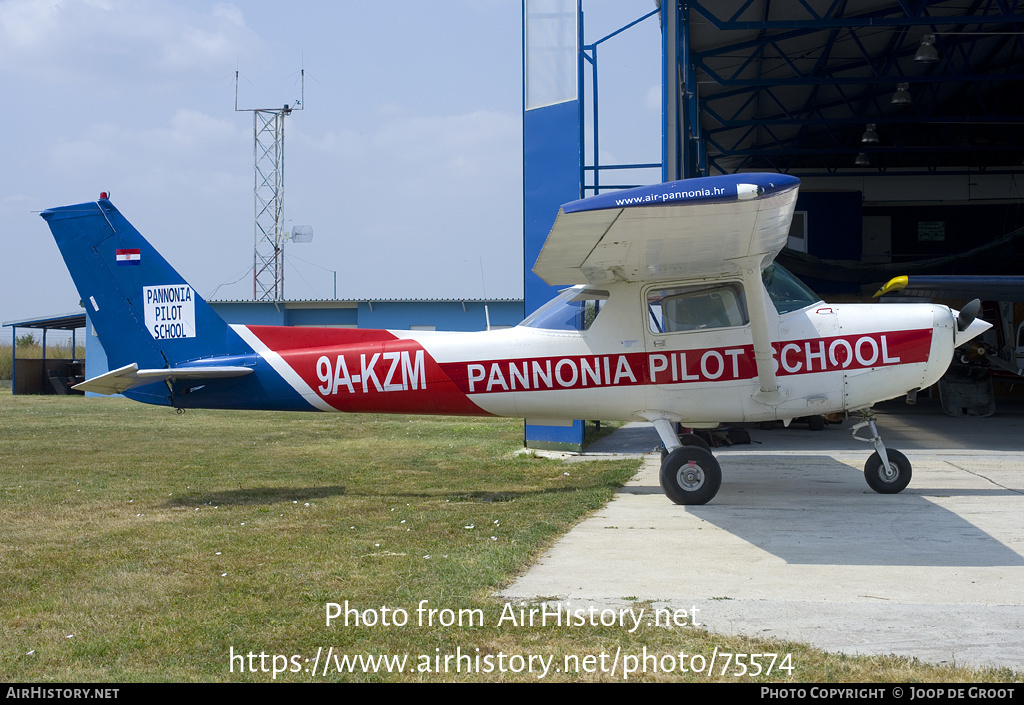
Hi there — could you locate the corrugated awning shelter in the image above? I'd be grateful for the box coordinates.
[4,312,87,331]
[3,312,87,395]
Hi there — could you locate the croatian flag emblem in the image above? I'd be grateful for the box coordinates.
[116,249,141,266]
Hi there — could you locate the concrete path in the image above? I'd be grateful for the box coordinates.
[500,399,1024,671]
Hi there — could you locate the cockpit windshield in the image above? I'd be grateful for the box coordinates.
[762,263,822,314]
[520,286,609,332]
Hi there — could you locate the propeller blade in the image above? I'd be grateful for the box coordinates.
[957,299,982,332]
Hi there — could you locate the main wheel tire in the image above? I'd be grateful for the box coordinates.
[678,432,712,452]
[864,449,912,494]
[660,446,722,505]
[660,433,712,461]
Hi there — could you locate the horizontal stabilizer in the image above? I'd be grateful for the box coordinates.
[73,363,254,395]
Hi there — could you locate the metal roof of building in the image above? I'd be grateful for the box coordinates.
[3,312,87,330]
[209,298,524,304]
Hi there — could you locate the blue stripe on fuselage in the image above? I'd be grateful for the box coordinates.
[124,354,320,411]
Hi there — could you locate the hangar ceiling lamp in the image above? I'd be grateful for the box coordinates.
[855,153,871,166]
[891,82,912,105]
[861,124,879,144]
[914,34,940,63]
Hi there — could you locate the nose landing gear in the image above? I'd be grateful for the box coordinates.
[851,410,912,494]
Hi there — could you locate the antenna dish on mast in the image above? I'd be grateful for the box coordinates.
[289,225,314,244]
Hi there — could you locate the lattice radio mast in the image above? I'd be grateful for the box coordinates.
[236,70,304,301]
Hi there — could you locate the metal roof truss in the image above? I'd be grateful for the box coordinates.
[678,0,1024,176]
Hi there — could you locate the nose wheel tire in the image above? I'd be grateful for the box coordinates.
[864,449,912,494]
[660,446,722,505]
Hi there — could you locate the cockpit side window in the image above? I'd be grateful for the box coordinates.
[647,282,748,334]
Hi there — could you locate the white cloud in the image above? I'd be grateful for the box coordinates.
[1,0,534,321]
[0,0,65,51]
[274,106,522,299]
[49,132,117,170]
[212,3,244,28]
[0,0,261,82]
[645,83,661,111]
[44,107,249,207]
[165,108,240,147]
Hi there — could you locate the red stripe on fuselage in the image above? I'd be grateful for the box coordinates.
[438,328,932,395]
[243,325,491,415]
[245,325,398,349]
[242,326,933,411]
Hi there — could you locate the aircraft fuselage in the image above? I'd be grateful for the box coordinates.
[152,281,960,429]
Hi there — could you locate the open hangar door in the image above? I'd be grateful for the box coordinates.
[664,1,1024,414]
[527,2,1024,425]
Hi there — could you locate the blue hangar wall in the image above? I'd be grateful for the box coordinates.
[523,0,586,452]
[208,300,523,331]
[81,299,524,389]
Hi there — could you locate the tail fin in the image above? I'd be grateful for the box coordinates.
[41,196,251,371]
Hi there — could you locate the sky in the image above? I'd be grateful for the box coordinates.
[1,0,662,330]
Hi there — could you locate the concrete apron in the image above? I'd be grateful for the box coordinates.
[499,401,1024,671]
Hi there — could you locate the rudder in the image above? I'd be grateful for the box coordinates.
[41,196,251,371]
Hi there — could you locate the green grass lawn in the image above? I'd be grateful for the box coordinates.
[1,392,1018,682]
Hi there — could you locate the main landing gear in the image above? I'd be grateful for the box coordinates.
[652,411,912,505]
[653,420,722,505]
[660,445,722,505]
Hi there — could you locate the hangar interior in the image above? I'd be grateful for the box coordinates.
[671,0,1024,298]
[595,0,1024,291]
[523,0,1024,448]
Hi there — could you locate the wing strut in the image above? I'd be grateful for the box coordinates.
[736,256,786,405]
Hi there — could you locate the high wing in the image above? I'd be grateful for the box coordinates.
[533,173,801,285]
[533,172,800,402]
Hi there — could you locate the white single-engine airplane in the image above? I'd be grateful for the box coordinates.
[42,173,990,505]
